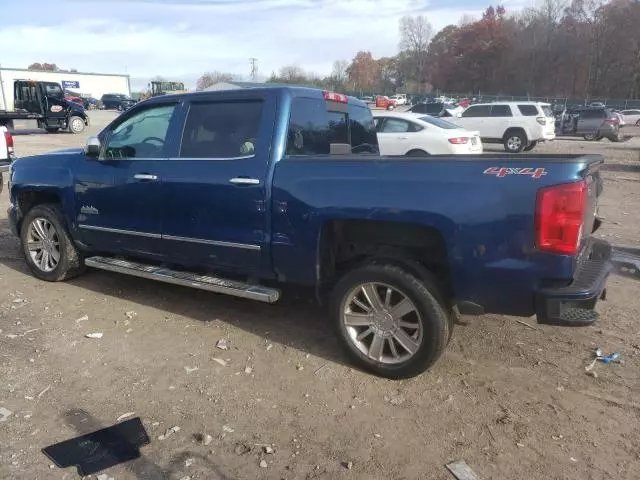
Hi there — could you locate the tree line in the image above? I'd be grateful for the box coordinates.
[196,0,640,99]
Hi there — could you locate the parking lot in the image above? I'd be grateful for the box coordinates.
[1,110,640,480]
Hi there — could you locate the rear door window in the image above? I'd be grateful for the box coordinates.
[179,100,264,158]
[490,105,512,117]
[287,97,378,155]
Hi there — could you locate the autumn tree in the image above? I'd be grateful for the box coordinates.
[28,62,58,71]
[196,71,235,91]
[346,51,380,92]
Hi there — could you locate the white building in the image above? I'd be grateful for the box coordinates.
[0,67,130,111]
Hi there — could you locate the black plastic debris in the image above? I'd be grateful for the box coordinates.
[42,417,150,476]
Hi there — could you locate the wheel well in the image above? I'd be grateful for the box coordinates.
[503,127,527,141]
[318,219,452,296]
[15,191,61,231]
[406,149,429,156]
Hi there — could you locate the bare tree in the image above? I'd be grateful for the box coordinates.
[398,15,433,90]
[328,60,349,90]
[399,15,433,54]
[196,71,235,91]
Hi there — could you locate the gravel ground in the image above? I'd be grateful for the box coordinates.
[1,111,639,480]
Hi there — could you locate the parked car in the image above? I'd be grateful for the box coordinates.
[408,102,463,118]
[0,125,14,194]
[8,86,611,379]
[619,109,640,126]
[389,94,408,105]
[375,95,397,110]
[83,97,101,110]
[450,101,555,153]
[64,95,84,107]
[101,93,136,111]
[555,107,620,141]
[373,111,483,155]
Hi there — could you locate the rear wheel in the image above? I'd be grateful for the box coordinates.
[20,204,85,282]
[406,149,429,157]
[523,141,537,152]
[68,116,85,134]
[330,264,450,379]
[503,131,527,153]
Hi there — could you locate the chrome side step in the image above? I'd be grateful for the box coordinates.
[85,256,280,303]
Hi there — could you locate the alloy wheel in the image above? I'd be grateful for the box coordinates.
[27,218,60,273]
[342,282,423,364]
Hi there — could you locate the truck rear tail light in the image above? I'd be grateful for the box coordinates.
[535,181,586,255]
[448,137,469,144]
[323,91,348,103]
[536,116,546,125]
[3,130,13,157]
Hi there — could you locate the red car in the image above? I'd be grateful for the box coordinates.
[375,96,397,110]
[65,95,83,106]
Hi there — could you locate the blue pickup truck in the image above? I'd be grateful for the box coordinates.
[7,87,612,378]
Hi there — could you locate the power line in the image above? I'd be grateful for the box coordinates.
[249,58,258,82]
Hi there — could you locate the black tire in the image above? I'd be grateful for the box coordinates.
[523,141,537,152]
[503,130,527,153]
[45,127,60,134]
[20,204,85,282]
[117,104,123,112]
[406,149,429,157]
[583,134,598,141]
[636,119,640,127]
[68,116,85,134]
[330,263,450,379]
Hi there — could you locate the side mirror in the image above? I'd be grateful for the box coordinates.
[84,136,101,158]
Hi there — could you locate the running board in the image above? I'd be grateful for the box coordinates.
[84,256,280,303]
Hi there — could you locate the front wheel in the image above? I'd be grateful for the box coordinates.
[330,264,450,379]
[20,204,85,282]
[68,116,85,134]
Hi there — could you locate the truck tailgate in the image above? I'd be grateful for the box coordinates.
[581,155,604,242]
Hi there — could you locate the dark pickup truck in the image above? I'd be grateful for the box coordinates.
[7,87,612,378]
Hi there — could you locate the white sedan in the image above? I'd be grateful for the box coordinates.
[373,111,483,156]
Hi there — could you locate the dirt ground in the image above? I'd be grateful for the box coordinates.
[1,111,639,480]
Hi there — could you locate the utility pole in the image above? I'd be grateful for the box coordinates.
[249,58,258,83]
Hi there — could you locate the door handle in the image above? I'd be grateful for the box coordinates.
[399,136,409,140]
[133,173,158,181]
[229,177,260,185]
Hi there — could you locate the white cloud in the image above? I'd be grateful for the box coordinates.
[0,0,495,89]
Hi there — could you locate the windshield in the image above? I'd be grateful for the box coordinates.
[419,115,459,130]
[43,83,63,99]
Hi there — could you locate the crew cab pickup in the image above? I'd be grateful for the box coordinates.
[7,87,612,379]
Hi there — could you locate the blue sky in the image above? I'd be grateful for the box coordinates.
[0,0,529,90]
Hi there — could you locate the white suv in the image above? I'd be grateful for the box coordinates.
[389,94,408,105]
[451,102,555,152]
